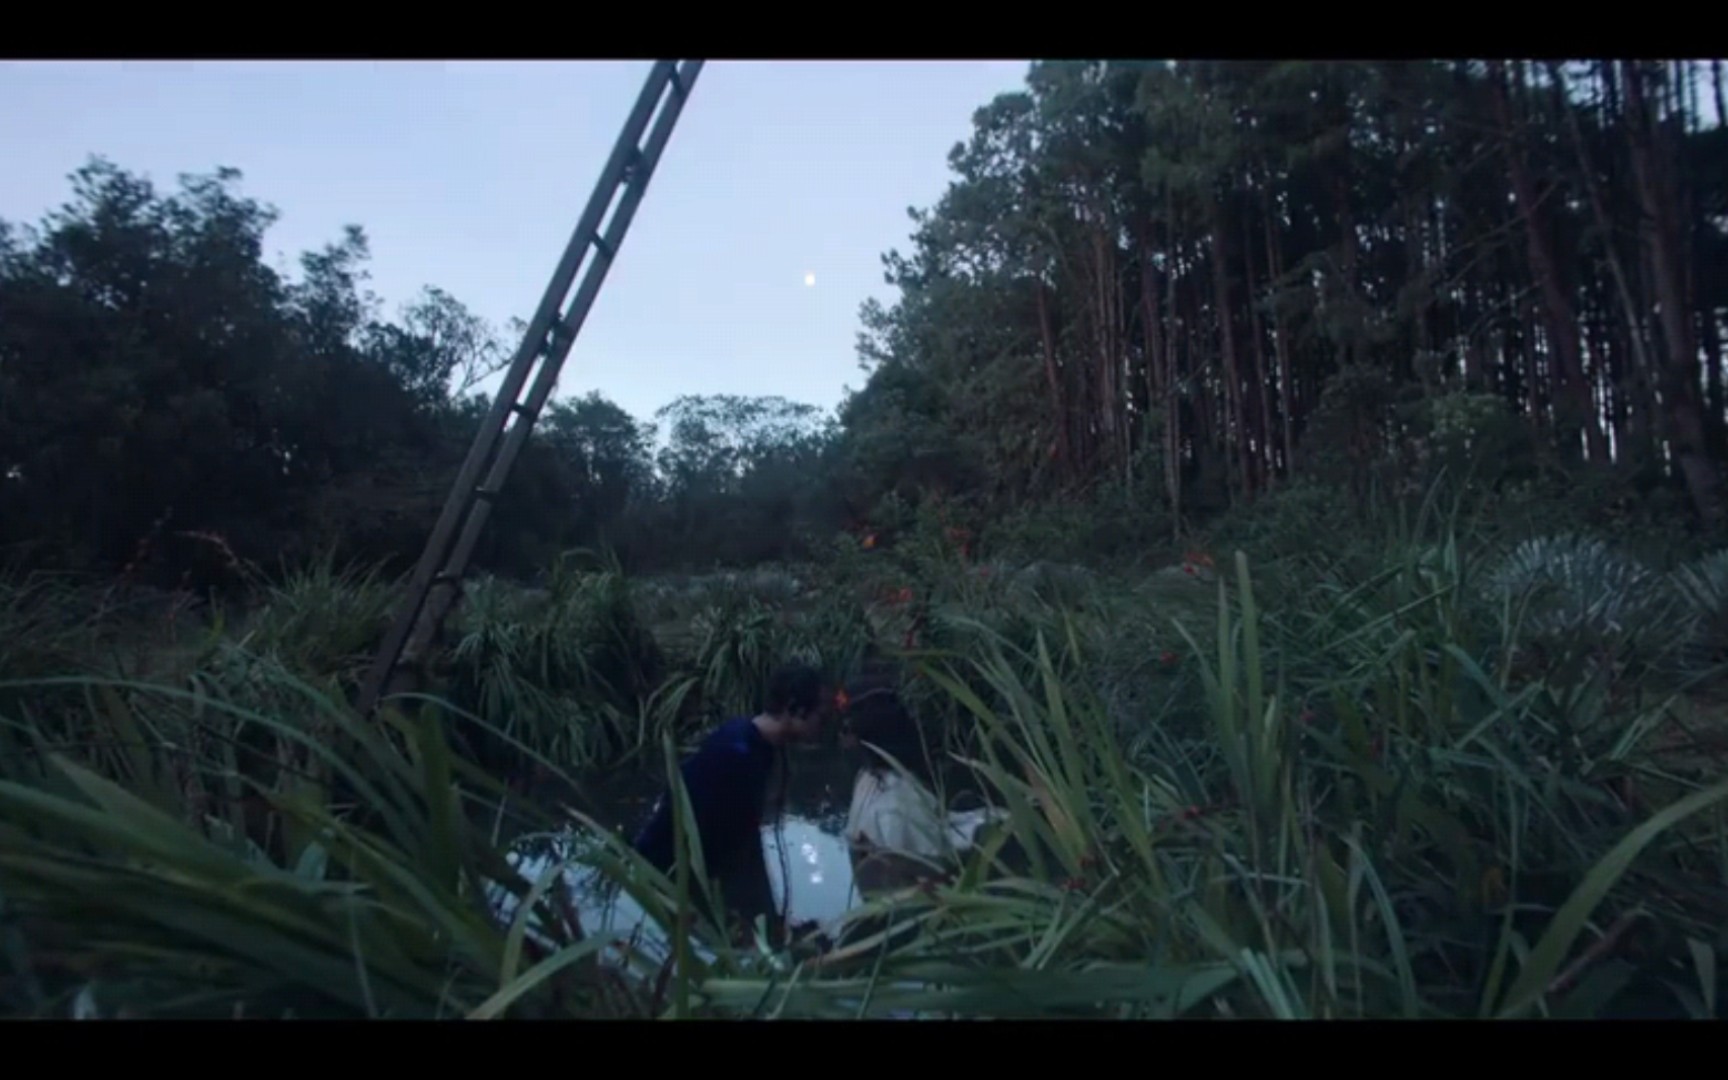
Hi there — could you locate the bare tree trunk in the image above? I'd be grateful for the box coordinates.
[1207,199,1249,499]
[1595,314,1627,460]
[1139,224,1170,503]
[1166,225,1184,535]
[1035,279,1072,481]
[1623,60,1725,527]
[1551,61,1659,404]
[1703,308,1725,459]
[1104,227,1131,483]
[1263,199,1296,475]
[1489,60,1604,464]
[1183,268,1220,508]
[1090,225,1118,476]
[1242,206,1275,488]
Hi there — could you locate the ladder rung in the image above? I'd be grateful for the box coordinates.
[621,148,646,185]
[353,60,704,722]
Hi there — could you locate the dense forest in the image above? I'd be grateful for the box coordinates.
[5,59,1724,589]
[2,59,1727,1020]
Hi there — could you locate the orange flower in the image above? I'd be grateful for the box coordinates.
[862,534,877,550]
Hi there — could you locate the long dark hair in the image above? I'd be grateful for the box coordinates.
[839,674,938,788]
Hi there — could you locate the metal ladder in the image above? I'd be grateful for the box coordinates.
[355,59,704,719]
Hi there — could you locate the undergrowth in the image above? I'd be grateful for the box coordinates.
[1,506,1726,1018]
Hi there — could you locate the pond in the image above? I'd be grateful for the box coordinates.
[486,746,1022,1017]
[492,747,870,953]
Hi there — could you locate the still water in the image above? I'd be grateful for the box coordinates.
[492,749,866,954]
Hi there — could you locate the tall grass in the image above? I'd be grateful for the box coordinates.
[0,668,842,1018]
[732,549,1724,1018]
[443,554,668,774]
[0,524,1724,1018]
[240,552,398,690]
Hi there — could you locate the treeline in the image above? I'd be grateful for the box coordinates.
[3,60,1724,590]
[0,160,846,585]
[848,60,1727,534]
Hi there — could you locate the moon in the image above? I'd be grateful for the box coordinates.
[803,272,816,287]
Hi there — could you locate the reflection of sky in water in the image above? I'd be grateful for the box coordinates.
[496,810,932,1017]
[496,815,858,957]
[763,819,857,925]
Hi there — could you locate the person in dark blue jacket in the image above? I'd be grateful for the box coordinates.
[633,662,827,937]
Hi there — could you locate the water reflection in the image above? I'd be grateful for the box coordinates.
[495,814,860,959]
[493,759,953,1017]
[763,817,857,925]
[501,751,858,917]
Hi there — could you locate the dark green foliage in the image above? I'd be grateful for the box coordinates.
[1,60,1726,1018]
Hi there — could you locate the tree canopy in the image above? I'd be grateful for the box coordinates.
[3,60,1724,589]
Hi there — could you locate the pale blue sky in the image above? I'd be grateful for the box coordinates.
[0,59,1031,425]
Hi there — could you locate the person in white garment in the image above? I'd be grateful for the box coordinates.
[835,675,1001,896]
